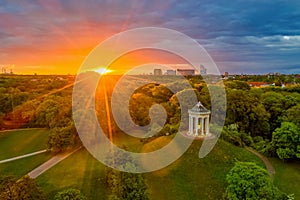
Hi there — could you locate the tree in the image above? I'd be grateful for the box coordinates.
[225,162,288,200]
[47,121,78,152]
[226,89,270,137]
[34,95,72,128]
[0,176,45,200]
[105,150,149,200]
[129,83,175,127]
[54,188,86,200]
[221,124,254,147]
[0,176,15,199]
[271,122,300,161]
[170,88,199,130]
[35,97,60,128]
[121,163,149,200]
[225,80,250,90]
[262,92,285,133]
[286,105,300,127]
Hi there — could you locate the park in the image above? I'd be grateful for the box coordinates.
[0,74,299,199]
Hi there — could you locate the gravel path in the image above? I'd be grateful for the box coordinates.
[245,147,275,179]
[27,147,81,178]
[0,149,47,164]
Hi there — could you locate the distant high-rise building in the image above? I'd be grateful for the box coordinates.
[166,70,176,75]
[154,68,162,76]
[224,72,229,77]
[177,69,195,75]
[200,65,207,75]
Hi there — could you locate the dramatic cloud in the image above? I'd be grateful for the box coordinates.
[0,0,299,74]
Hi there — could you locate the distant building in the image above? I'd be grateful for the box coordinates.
[177,69,195,76]
[154,69,162,76]
[267,72,281,76]
[0,67,13,75]
[247,82,275,88]
[200,65,207,75]
[166,70,176,75]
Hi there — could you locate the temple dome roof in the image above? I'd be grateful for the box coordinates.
[189,102,210,114]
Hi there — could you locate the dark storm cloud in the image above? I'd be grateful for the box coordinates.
[160,0,300,73]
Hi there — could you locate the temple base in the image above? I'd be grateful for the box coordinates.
[184,131,213,140]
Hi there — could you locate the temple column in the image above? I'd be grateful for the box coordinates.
[188,116,191,134]
[201,117,204,135]
[194,117,198,135]
[192,117,194,135]
[190,117,192,134]
[206,116,209,134]
[203,118,206,135]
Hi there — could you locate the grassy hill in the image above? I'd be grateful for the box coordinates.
[143,139,265,199]
[270,158,300,199]
[1,129,299,199]
[36,136,265,199]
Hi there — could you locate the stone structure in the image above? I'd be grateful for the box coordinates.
[188,102,211,136]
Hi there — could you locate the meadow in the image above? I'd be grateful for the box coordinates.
[0,129,52,178]
[1,128,299,199]
[36,134,265,199]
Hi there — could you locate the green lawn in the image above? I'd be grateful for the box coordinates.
[37,148,108,200]
[270,158,300,199]
[36,138,265,200]
[1,129,298,200]
[0,152,52,178]
[0,128,50,160]
[0,128,52,178]
[144,139,265,200]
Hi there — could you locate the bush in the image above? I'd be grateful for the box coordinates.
[54,188,86,200]
[0,176,45,200]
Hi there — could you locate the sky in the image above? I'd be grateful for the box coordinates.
[0,0,300,75]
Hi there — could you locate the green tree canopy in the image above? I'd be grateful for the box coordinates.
[54,188,86,200]
[226,89,270,137]
[225,80,251,90]
[225,162,288,200]
[105,149,149,200]
[262,92,285,132]
[286,105,300,127]
[0,176,45,200]
[47,121,79,152]
[271,122,300,161]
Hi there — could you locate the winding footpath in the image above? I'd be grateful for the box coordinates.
[245,147,275,179]
[27,147,81,178]
[0,149,47,164]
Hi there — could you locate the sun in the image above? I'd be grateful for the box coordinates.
[94,67,113,75]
